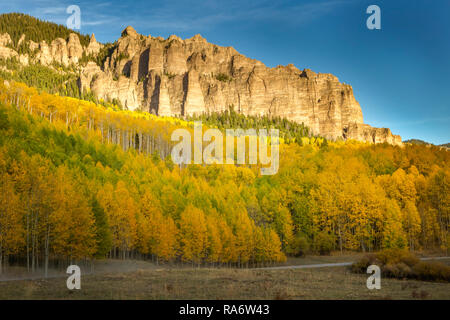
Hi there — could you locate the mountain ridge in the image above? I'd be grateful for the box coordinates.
[403,139,449,149]
[0,13,402,145]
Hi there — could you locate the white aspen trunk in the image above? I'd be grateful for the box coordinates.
[31,221,35,273]
[338,224,343,253]
[26,207,30,272]
[44,226,50,278]
[130,131,133,150]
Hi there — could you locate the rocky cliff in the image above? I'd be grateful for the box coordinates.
[0,27,402,144]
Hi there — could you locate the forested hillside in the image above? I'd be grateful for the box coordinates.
[0,56,125,111]
[188,108,313,144]
[404,139,449,149]
[0,57,80,96]
[0,79,448,276]
[0,13,91,47]
[403,139,431,146]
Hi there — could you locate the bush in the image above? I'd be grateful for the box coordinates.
[290,234,310,257]
[383,262,412,279]
[376,248,419,266]
[412,261,450,282]
[350,254,376,273]
[351,249,450,282]
[313,232,335,255]
[215,73,232,82]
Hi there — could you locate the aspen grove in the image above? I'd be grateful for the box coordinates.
[0,80,448,274]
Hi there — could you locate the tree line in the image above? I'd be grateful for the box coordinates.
[0,13,91,47]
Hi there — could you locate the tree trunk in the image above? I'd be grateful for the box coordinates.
[26,208,30,272]
[44,227,50,278]
[31,215,35,273]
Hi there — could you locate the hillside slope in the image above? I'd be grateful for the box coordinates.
[0,13,90,47]
[0,79,448,270]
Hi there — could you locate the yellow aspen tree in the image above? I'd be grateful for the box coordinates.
[97,183,119,257]
[403,201,422,250]
[382,199,407,249]
[50,166,96,261]
[233,210,254,267]
[113,181,138,259]
[264,228,286,263]
[205,214,222,264]
[0,172,24,274]
[252,227,266,264]
[24,154,54,273]
[138,191,164,260]
[217,219,236,264]
[154,216,178,262]
[427,168,450,251]
[179,205,208,264]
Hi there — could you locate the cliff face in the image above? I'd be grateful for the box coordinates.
[0,28,402,144]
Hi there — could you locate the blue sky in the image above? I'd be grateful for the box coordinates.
[2,0,449,144]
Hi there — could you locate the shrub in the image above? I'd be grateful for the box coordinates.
[412,261,450,282]
[351,249,450,282]
[313,232,335,255]
[290,234,310,257]
[350,254,377,273]
[215,73,231,82]
[376,248,419,266]
[164,71,176,80]
[116,52,129,62]
[383,262,412,279]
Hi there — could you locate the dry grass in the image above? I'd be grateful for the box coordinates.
[1,265,449,300]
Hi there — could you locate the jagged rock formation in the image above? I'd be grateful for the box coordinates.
[345,124,401,145]
[0,32,102,66]
[0,45,18,60]
[0,27,402,144]
[0,33,18,59]
[0,33,11,46]
[86,34,102,55]
[33,32,91,65]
